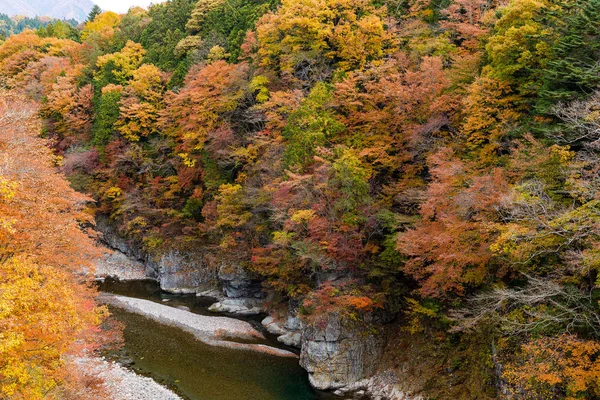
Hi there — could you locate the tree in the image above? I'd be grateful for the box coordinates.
[256,0,393,81]
[88,5,102,23]
[397,148,509,297]
[538,0,600,108]
[160,61,248,154]
[81,11,121,44]
[95,40,146,85]
[282,83,344,171]
[0,94,107,399]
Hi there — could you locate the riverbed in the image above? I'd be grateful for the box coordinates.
[99,280,334,400]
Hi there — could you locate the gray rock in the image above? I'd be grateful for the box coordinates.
[299,313,386,391]
[285,314,303,331]
[262,316,288,336]
[96,215,219,293]
[95,250,149,281]
[218,262,263,298]
[208,298,263,315]
[155,251,213,293]
[362,371,424,400]
[277,332,302,348]
[96,215,146,263]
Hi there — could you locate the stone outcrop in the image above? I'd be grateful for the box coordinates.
[96,215,147,263]
[299,313,386,392]
[95,249,149,281]
[218,262,263,298]
[261,315,303,348]
[95,215,217,293]
[206,262,265,315]
[150,251,215,294]
[332,371,425,400]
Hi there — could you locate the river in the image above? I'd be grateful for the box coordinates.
[99,280,335,400]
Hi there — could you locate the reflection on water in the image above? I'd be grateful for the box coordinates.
[99,280,334,400]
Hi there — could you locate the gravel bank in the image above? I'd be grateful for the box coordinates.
[100,293,298,358]
[76,357,182,400]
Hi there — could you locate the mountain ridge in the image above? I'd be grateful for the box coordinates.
[0,0,95,22]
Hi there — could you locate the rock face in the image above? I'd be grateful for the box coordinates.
[151,251,215,294]
[95,249,149,281]
[95,215,217,293]
[96,215,146,262]
[299,313,386,392]
[218,262,263,298]
[328,371,424,400]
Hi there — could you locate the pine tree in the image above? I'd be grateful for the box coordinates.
[87,4,102,23]
[539,0,600,108]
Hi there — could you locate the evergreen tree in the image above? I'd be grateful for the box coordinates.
[88,4,102,23]
[539,0,600,108]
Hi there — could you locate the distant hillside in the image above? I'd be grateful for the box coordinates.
[0,0,95,22]
[0,13,78,39]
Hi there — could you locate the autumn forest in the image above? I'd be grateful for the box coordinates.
[2,0,600,398]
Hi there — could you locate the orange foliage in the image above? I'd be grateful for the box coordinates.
[397,148,509,297]
[160,61,248,153]
[504,334,600,399]
[0,93,107,399]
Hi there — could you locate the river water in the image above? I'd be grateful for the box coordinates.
[99,280,334,400]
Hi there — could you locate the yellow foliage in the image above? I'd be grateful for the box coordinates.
[0,175,16,200]
[81,11,121,42]
[291,209,317,223]
[178,153,197,167]
[215,184,252,229]
[256,0,394,74]
[96,41,146,84]
[105,186,122,199]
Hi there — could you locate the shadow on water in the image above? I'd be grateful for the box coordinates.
[99,279,337,400]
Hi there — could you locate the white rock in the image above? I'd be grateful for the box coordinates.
[262,316,288,336]
[208,298,263,315]
[277,332,302,348]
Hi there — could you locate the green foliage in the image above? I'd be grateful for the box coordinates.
[189,0,278,61]
[182,197,204,220]
[92,86,122,146]
[331,149,371,225]
[139,0,196,70]
[538,0,600,109]
[283,83,344,171]
[36,21,80,41]
[88,5,103,23]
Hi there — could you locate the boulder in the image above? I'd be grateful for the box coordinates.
[154,251,213,293]
[277,331,302,348]
[262,316,288,336]
[208,298,263,315]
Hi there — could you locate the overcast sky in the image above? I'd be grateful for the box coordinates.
[94,0,158,14]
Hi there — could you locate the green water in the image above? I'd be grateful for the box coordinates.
[100,280,333,400]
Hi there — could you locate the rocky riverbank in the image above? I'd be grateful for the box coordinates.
[100,293,298,358]
[94,218,412,399]
[75,357,182,400]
